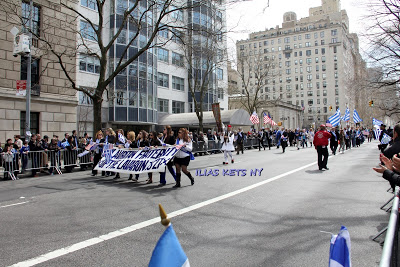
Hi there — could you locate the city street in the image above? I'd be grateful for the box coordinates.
[0,141,390,266]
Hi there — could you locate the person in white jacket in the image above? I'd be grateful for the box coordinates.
[221,125,235,164]
[174,128,195,188]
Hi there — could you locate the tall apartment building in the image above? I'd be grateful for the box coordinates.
[236,0,364,127]
[77,0,228,134]
[0,1,78,143]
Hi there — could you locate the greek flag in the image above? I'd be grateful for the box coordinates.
[343,108,350,122]
[149,224,190,267]
[329,226,351,267]
[373,118,383,126]
[381,133,392,145]
[328,108,341,127]
[60,140,70,148]
[353,109,362,123]
[102,144,113,163]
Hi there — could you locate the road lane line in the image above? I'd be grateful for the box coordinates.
[0,201,29,209]
[9,160,317,267]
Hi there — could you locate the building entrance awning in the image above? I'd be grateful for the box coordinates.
[158,109,252,127]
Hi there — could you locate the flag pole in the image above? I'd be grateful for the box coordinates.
[159,204,170,226]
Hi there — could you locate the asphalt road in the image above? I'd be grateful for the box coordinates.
[0,141,391,266]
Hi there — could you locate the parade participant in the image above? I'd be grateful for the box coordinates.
[126,131,137,181]
[222,125,235,164]
[329,127,339,155]
[236,127,244,154]
[174,128,195,188]
[313,124,332,171]
[302,129,309,148]
[91,131,105,176]
[143,131,164,184]
[294,129,301,150]
[368,129,374,142]
[114,129,127,180]
[266,128,272,150]
[257,128,266,151]
[159,126,176,185]
[133,130,151,182]
[103,128,116,177]
[280,128,288,153]
[308,129,314,147]
[275,128,282,148]
[338,129,345,154]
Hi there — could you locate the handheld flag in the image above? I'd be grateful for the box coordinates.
[343,108,350,122]
[249,111,259,124]
[149,204,190,267]
[353,109,362,123]
[373,118,383,126]
[328,109,341,127]
[263,112,271,124]
[329,226,351,267]
[60,140,70,149]
[381,133,392,145]
[118,133,126,144]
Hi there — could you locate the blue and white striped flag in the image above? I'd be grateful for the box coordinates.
[328,108,341,127]
[381,133,392,144]
[329,226,351,267]
[118,133,126,144]
[343,108,350,122]
[353,109,362,123]
[149,224,190,267]
[373,118,383,126]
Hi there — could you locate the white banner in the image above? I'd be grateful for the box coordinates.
[94,147,180,174]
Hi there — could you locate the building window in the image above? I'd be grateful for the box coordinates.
[79,54,100,74]
[79,91,93,105]
[323,90,327,96]
[159,25,169,38]
[21,56,40,89]
[308,99,313,106]
[81,0,98,10]
[218,87,224,99]
[158,98,169,112]
[157,48,169,63]
[307,91,313,96]
[172,101,184,114]
[331,29,337,36]
[116,90,126,106]
[172,52,184,67]
[172,76,184,91]
[217,68,223,80]
[306,50,311,56]
[22,2,40,36]
[172,7,184,21]
[129,91,137,107]
[158,72,169,87]
[80,20,98,41]
[20,111,39,137]
[305,42,311,47]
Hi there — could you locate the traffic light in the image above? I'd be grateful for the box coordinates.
[329,106,332,111]
[369,100,374,107]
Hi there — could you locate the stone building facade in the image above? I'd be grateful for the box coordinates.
[236,0,365,128]
[0,0,78,143]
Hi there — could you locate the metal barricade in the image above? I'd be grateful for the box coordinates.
[1,152,19,180]
[380,187,400,267]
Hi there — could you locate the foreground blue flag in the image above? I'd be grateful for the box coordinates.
[329,226,351,267]
[328,108,341,127]
[381,133,392,145]
[149,224,190,267]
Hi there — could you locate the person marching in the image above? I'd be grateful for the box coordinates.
[329,126,339,155]
[236,127,244,154]
[159,126,177,185]
[174,128,195,188]
[91,130,105,176]
[221,125,235,164]
[280,128,288,153]
[125,131,137,181]
[104,128,116,177]
[313,124,332,171]
[338,129,345,154]
[114,129,127,180]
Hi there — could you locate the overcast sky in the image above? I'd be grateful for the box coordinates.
[226,0,371,61]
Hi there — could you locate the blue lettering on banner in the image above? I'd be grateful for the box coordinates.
[194,168,260,177]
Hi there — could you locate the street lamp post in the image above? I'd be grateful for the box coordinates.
[25,0,33,137]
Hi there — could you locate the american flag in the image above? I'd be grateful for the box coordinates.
[263,112,271,124]
[250,111,259,124]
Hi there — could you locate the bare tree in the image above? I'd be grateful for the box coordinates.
[362,0,400,120]
[0,0,204,135]
[179,9,227,132]
[234,51,276,115]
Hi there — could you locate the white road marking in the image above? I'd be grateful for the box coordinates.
[0,201,29,209]
[9,160,317,267]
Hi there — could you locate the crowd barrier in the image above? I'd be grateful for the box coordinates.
[379,187,400,267]
[0,138,278,179]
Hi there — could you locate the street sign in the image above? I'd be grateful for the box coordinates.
[16,80,27,96]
